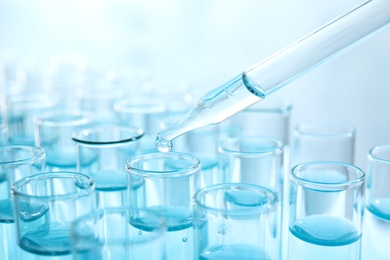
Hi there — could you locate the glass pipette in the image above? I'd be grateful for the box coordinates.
[156,0,390,152]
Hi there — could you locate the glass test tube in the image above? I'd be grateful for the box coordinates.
[362,145,390,260]
[292,120,356,166]
[194,183,278,259]
[288,162,365,260]
[12,171,96,259]
[71,207,166,260]
[0,145,45,260]
[34,110,94,171]
[218,136,284,259]
[156,0,390,150]
[72,125,144,209]
[126,152,200,260]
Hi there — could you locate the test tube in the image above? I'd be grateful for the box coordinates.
[114,98,167,153]
[72,125,144,209]
[0,145,45,260]
[12,171,96,259]
[194,183,278,259]
[126,152,200,260]
[156,0,390,150]
[34,110,94,171]
[235,101,292,145]
[362,145,390,260]
[218,136,284,259]
[71,207,166,260]
[292,120,356,166]
[6,92,60,145]
[288,162,365,260]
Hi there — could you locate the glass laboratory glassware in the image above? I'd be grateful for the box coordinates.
[126,152,200,260]
[362,144,390,260]
[6,92,60,145]
[218,136,284,259]
[292,120,356,166]
[0,145,45,260]
[72,125,144,209]
[12,171,96,259]
[172,124,220,190]
[235,100,292,145]
[194,183,278,259]
[288,162,365,260]
[156,0,390,151]
[71,207,166,260]
[114,97,167,153]
[34,110,95,171]
[0,90,7,145]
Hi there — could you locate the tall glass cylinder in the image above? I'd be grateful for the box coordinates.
[114,98,167,153]
[0,145,45,260]
[71,207,166,260]
[12,171,96,259]
[288,162,365,260]
[292,120,356,165]
[362,144,390,260]
[236,101,292,145]
[194,183,278,260]
[72,125,144,209]
[6,93,60,145]
[34,110,94,171]
[126,152,200,260]
[218,136,284,259]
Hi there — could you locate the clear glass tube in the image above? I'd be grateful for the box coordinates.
[156,0,390,152]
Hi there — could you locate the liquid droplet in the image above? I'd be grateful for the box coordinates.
[182,237,187,242]
[155,136,172,153]
[138,231,143,236]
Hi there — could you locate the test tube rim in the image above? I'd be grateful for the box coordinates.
[218,136,284,158]
[126,152,200,178]
[368,144,390,163]
[194,182,278,215]
[11,171,95,201]
[71,124,144,145]
[0,145,45,166]
[290,161,365,190]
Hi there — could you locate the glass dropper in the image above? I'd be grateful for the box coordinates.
[156,0,390,153]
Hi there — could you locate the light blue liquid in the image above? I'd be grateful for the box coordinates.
[147,206,194,260]
[362,199,390,260]
[20,222,72,256]
[366,198,390,221]
[200,244,270,260]
[0,199,17,260]
[289,215,361,260]
[46,149,96,170]
[91,170,143,209]
[74,216,165,260]
[90,170,128,192]
[225,189,269,207]
[46,149,78,170]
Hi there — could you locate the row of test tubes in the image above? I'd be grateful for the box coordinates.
[0,62,389,260]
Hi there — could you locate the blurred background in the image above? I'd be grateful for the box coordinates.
[0,0,389,170]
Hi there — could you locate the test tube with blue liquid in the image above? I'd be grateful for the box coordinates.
[0,145,45,260]
[72,125,144,209]
[126,152,201,260]
[288,162,365,260]
[362,144,390,260]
